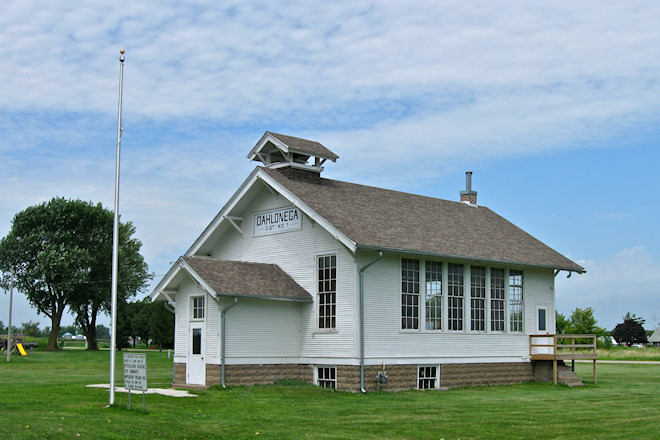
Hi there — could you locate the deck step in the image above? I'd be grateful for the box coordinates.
[557,363,584,387]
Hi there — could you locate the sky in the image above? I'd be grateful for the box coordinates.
[1,1,659,332]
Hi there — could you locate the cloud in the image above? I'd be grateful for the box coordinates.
[556,246,660,330]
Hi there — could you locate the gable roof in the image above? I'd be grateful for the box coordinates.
[247,131,339,163]
[261,167,585,273]
[649,328,660,343]
[183,256,313,302]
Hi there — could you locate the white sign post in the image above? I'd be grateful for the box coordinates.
[123,353,147,411]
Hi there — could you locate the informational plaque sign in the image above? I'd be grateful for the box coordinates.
[123,353,148,391]
[253,207,301,236]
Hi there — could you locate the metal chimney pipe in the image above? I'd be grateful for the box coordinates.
[465,171,473,192]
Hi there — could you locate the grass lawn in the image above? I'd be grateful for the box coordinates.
[1,350,658,439]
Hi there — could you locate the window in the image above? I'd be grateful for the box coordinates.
[509,270,524,332]
[192,328,202,355]
[425,261,442,330]
[447,263,464,331]
[401,258,420,329]
[192,296,205,320]
[418,366,439,389]
[538,307,547,332]
[471,266,486,331]
[318,255,337,330]
[316,366,336,389]
[490,268,505,331]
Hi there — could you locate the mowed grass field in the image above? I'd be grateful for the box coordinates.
[1,350,658,439]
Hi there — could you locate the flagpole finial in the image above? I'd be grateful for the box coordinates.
[119,49,125,63]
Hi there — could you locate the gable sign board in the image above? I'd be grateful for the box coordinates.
[253,207,301,236]
[123,353,148,391]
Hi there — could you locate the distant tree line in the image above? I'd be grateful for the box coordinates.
[0,298,174,350]
[556,308,650,347]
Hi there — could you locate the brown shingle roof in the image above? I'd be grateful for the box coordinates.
[263,167,584,272]
[267,132,339,161]
[183,257,313,301]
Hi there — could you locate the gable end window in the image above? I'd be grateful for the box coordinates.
[318,255,337,330]
[401,258,420,330]
[191,296,205,320]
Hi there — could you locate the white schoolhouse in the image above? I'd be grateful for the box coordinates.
[151,132,585,392]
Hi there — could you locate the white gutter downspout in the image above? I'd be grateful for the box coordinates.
[221,297,239,388]
[359,251,383,394]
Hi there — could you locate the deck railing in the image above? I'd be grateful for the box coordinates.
[530,334,598,384]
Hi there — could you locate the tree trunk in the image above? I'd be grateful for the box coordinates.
[85,315,98,350]
[47,308,64,350]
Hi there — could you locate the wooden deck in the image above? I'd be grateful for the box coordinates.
[530,334,598,385]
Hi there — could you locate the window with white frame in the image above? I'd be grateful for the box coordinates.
[425,261,442,330]
[418,365,439,389]
[317,255,337,330]
[191,296,205,320]
[447,263,464,331]
[490,268,506,331]
[401,258,420,330]
[509,270,524,332]
[316,366,336,389]
[470,265,486,331]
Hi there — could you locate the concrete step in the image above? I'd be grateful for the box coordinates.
[557,364,584,387]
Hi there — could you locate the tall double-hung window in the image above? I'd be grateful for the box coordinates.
[401,258,420,330]
[470,266,486,331]
[447,263,464,331]
[425,261,442,330]
[508,270,524,332]
[490,268,506,331]
[318,255,337,330]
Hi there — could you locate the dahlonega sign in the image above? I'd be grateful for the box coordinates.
[254,207,302,236]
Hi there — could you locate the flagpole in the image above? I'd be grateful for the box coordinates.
[109,49,125,406]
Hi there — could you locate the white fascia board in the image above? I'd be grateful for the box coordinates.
[179,259,218,299]
[187,167,262,256]
[246,132,289,161]
[149,257,185,301]
[188,167,356,257]
[257,170,357,254]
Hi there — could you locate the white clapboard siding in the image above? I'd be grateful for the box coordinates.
[222,297,301,362]
[359,253,555,364]
[174,277,207,360]
[207,188,359,361]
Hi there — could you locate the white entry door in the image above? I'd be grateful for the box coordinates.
[187,322,206,385]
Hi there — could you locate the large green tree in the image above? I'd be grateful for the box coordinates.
[564,307,606,336]
[0,197,150,350]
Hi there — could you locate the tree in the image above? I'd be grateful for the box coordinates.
[556,311,568,334]
[612,313,648,346]
[68,217,150,350]
[130,299,152,348]
[0,198,150,350]
[95,324,110,340]
[148,301,175,350]
[564,307,606,336]
[21,321,41,337]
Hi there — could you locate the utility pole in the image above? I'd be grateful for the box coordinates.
[109,49,125,406]
[6,267,14,363]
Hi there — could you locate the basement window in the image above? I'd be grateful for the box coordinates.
[418,365,439,390]
[316,366,337,389]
